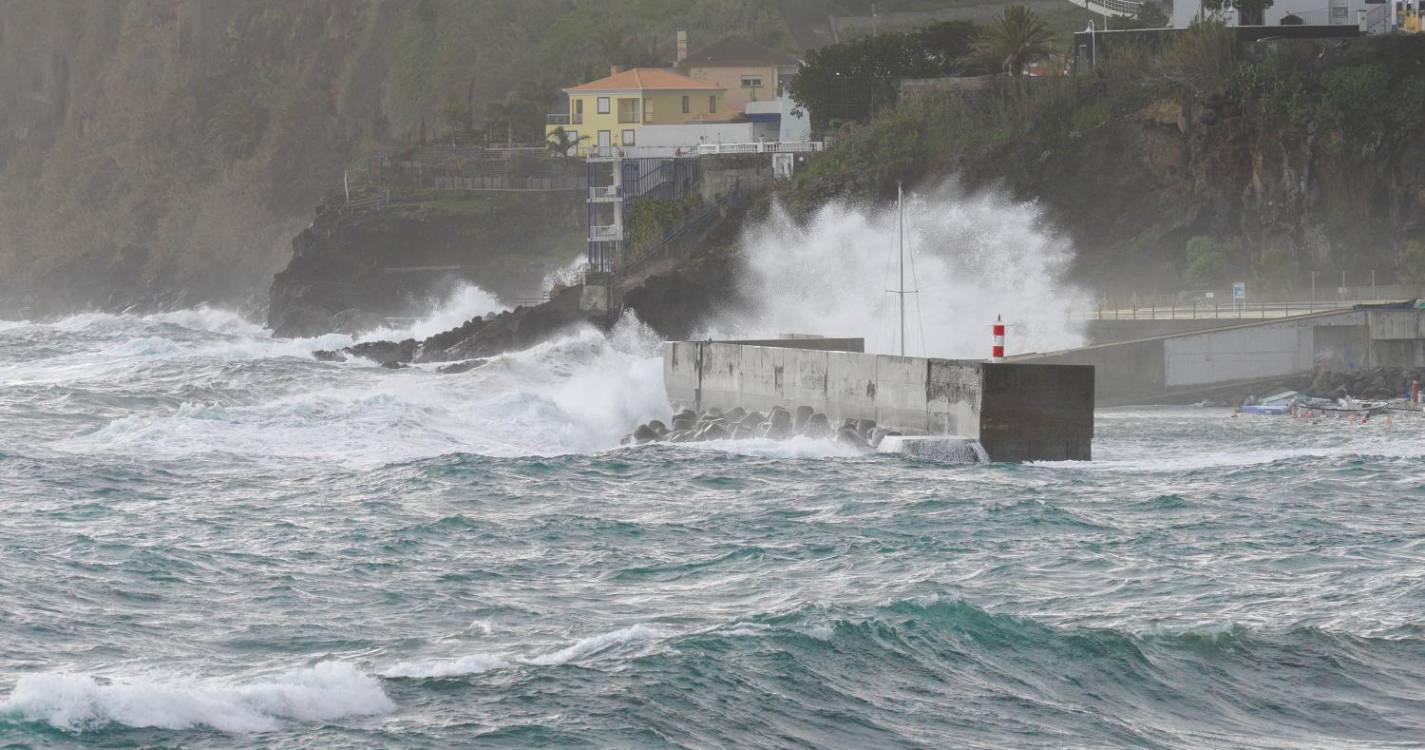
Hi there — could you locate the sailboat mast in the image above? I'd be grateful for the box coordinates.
[898,183,905,357]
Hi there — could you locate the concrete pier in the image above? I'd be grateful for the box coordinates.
[663,340,1094,462]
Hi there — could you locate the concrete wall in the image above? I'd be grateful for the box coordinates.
[1086,318,1239,345]
[664,342,1094,461]
[980,364,1095,462]
[1018,309,1413,403]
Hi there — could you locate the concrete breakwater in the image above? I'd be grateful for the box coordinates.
[655,339,1095,462]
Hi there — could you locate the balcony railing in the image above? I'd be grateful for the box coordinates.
[590,223,623,241]
[589,184,620,200]
[546,114,571,125]
[695,141,825,155]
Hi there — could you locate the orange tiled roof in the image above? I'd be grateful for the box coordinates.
[568,68,723,92]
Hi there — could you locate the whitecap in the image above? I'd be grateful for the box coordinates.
[0,661,394,733]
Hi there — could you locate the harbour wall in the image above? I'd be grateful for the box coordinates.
[1018,307,1425,403]
[663,341,1094,462]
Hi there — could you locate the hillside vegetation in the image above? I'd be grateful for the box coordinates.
[786,27,1425,294]
[0,0,814,316]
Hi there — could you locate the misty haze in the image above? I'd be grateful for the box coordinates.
[4,1,1425,748]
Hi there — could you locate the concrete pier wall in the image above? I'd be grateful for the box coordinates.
[664,341,1094,461]
[1017,307,1425,403]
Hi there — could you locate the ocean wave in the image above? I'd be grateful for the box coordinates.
[0,661,394,733]
[381,624,670,679]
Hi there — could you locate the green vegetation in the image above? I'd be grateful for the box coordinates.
[976,5,1055,77]
[625,195,707,257]
[789,21,981,128]
[788,26,1425,291]
[1183,236,1233,286]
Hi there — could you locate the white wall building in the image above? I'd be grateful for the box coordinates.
[1172,0,1389,29]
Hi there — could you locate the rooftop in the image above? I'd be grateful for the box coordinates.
[567,68,723,93]
[683,36,801,68]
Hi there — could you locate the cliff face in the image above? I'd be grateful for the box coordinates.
[267,190,583,337]
[0,0,797,317]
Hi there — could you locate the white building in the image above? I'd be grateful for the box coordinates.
[1172,0,1390,30]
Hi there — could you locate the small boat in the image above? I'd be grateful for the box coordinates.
[1239,390,1300,415]
[1293,398,1391,418]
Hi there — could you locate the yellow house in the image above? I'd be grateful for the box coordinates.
[546,67,729,156]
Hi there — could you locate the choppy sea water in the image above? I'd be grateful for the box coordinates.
[3,309,1425,749]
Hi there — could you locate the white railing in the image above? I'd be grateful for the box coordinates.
[695,141,825,155]
[1069,299,1416,321]
[1067,0,1143,18]
[590,224,623,241]
[589,184,620,200]
[546,114,571,125]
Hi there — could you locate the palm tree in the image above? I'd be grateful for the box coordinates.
[545,126,588,158]
[978,6,1056,77]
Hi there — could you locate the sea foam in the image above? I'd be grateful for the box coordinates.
[0,661,394,733]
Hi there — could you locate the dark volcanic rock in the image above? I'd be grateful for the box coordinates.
[349,339,417,365]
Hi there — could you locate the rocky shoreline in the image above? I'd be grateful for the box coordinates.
[624,405,895,454]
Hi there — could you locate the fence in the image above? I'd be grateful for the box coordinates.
[1070,299,1406,321]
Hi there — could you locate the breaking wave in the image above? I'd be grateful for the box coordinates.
[0,661,393,733]
[715,183,1088,358]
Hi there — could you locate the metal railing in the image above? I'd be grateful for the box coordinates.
[695,141,825,155]
[590,224,623,241]
[589,184,620,200]
[546,114,571,125]
[1067,0,1143,17]
[1070,299,1408,321]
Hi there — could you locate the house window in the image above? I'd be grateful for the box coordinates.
[622,129,636,146]
[597,97,610,114]
[573,99,584,124]
[741,76,763,89]
[617,98,640,124]
[682,95,690,114]
[644,98,654,123]
[709,95,717,113]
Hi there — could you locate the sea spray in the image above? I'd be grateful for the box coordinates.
[362,283,509,342]
[713,182,1088,358]
[0,662,393,733]
[48,311,668,462]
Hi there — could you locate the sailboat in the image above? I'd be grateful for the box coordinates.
[888,183,915,357]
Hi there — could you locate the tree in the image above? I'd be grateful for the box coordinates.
[788,22,981,128]
[545,126,588,158]
[1203,0,1274,26]
[976,6,1055,77]
[1137,1,1170,27]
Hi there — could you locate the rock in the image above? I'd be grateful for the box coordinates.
[764,407,793,439]
[837,426,872,452]
[381,359,406,369]
[671,415,696,432]
[804,412,831,438]
[794,405,814,432]
[633,424,660,443]
[312,349,347,362]
[726,407,747,421]
[699,423,730,441]
[350,338,418,365]
[740,411,765,429]
[648,420,669,436]
[856,419,876,438]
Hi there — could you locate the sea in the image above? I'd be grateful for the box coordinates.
[3,307,1425,749]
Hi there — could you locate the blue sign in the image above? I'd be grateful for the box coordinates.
[1233,282,1246,301]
